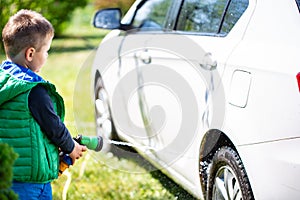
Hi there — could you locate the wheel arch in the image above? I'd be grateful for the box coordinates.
[94,70,102,88]
[199,129,238,194]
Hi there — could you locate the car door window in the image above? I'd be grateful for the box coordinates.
[176,0,248,35]
[176,0,227,34]
[296,0,300,12]
[132,0,174,30]
[220,0,248,34]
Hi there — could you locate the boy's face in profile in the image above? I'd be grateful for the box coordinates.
[26,35,52,73]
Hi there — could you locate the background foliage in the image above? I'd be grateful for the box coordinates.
[0,143,18,200]
[94,0,135,15]
[0,0,88,35]
[0,0,135,54]
[0,0,88,52]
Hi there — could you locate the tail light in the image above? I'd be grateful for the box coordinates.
[297,72,300,92]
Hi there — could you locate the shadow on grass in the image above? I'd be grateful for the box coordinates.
[111,146,197,200]
[149,170,197,200]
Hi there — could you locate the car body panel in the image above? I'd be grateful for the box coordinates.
[238,138,300,199]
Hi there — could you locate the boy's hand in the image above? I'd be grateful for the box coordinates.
[69,140,87,164]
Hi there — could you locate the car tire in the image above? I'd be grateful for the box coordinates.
[206,147,254,200]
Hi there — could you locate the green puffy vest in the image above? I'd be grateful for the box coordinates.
[0,68,65,183]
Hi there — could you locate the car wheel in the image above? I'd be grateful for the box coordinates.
[206,147,254,200]
[94,76,136,156]
[94,76,116,152]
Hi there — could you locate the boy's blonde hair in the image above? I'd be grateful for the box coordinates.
[2,9,54,58]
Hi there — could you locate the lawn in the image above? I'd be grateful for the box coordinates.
[0,4,196,200]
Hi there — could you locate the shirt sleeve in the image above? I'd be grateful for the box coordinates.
[28,84,75,154]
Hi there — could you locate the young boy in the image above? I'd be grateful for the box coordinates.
[0,9,87,199]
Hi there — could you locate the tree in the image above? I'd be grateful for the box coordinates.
[0,0,88,53]
[93,0,135,16]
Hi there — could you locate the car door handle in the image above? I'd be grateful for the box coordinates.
[200,52,217,70]
[136,50,152,64]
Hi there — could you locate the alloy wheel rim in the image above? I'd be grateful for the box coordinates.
[212,166,243,200]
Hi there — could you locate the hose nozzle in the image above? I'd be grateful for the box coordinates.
[74,134,103,152]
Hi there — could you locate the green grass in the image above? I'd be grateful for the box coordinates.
[0,4,197,200]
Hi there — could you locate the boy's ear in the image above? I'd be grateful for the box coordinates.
[25,47,36,62]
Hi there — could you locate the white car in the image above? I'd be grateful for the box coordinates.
[91,0,300,199]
